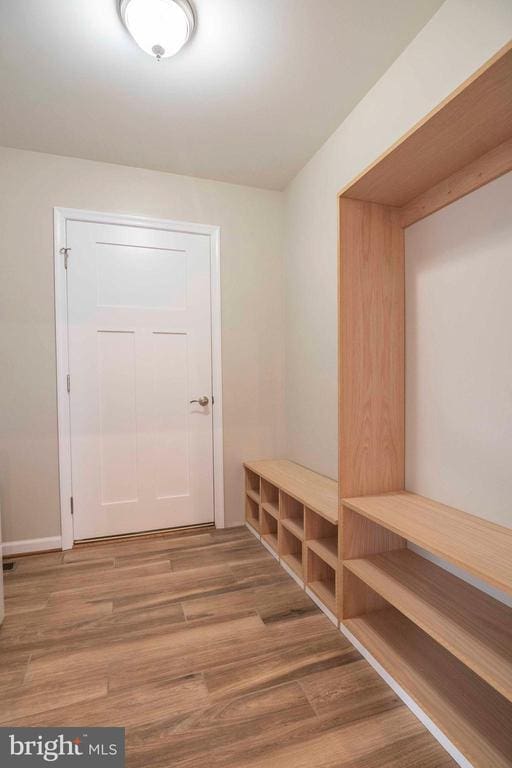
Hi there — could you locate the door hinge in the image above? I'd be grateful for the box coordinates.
[60,247,71,269]
[70,496,74,515]
[66,373,71,393]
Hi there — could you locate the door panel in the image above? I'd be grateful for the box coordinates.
[152,331,190,499]
[67,220,214,540]
[96,243,188,309]
[97,330,138,505]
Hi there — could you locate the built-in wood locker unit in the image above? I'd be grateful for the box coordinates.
[244,40,512,768]
[338,40,512,768]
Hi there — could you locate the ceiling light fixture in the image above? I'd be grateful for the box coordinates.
[119,0,195,60]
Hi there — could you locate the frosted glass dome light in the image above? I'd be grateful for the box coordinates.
[120,0,195,60]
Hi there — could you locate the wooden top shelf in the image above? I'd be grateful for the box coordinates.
[344,608,512,768]
[339,41,512,207]
[244,459,338,525]
[342,491,512,595]
[344,549,512,701]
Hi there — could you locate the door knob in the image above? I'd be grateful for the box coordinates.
[190,396,209,406]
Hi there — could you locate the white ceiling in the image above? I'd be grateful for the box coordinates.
[0,0,444,189]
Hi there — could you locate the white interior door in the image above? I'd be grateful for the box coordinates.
[66,220,214,540]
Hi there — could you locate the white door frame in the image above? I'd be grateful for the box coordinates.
[54,207,224,549]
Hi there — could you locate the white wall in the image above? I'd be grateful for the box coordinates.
[0,147,285,544]
[406,172,512,528]
[284,0,512,481]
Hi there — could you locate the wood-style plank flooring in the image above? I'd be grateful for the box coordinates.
[0,527,456,767]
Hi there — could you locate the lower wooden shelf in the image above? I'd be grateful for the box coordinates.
[262,531,278,552]
[308,579,336,614]
[344,608,512,768]
[246,518,259,536]
[307,547,337,615]
[245,494,260,534]
[282,551,303,579]
[344,548,512,701]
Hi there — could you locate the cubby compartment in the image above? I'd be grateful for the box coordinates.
[245,494,260,534]
[261,506,278,552]
[307,548,336,614]
[280,525,303,580]
[280,492,304,540]
[245,468,261,504]
[305,507,338,569]
[261,479,279,519]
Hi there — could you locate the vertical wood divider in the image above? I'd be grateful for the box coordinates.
[338,197,406,619]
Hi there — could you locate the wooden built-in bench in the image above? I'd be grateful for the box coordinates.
[244,461,512,767]
[244,459,339,622]
[340,490,512,768]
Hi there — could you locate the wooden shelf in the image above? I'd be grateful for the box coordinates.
[260,503,278,552]
[307,538,338,570]
[282,552,303,579]
[261,501,279,519]
[280,520,304,581]
[344,608,512,768]
[339,43,512,208]
[307,548,337,615]
[244,459,337,524]
[281,516,304,541]
[245,494,260,534]
[260,478,279,518]
[245,517,259,535]
[342,491,512,595]
[344,549,512,701]
[246,489,260,504]
[262,532,278,553]
[309,580,336,614]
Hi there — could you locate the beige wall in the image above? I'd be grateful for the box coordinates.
[406,172,512,528]
[283,0,512,481]
[0,147,285,543]
[2,0,512,550]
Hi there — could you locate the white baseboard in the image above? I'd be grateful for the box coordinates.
[2,536,62,557]
[339,622,472,768]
